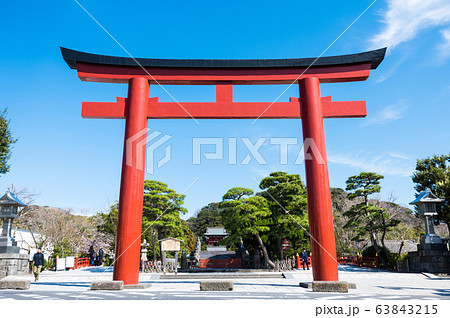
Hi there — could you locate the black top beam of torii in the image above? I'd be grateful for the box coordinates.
[61,47,386,70]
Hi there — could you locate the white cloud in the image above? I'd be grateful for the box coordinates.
[328,152,414,177]
[370,0,450,50]
[437,27,450,62]
[388,152,410,160]
[362,101,408,126]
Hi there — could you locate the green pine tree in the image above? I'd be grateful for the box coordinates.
[412,154,450,234]
[258,172,308,259]
[0,109,17,175]
[344,172,399,267]
[219,187,275,269]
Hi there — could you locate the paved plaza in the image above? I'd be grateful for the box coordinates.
[0,265,448,300]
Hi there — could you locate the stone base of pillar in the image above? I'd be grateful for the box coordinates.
[420,234,444,246]
[311,281,349,293]
[300,281,356,292]
[0,279,30,290]
[200,280,233,291]
[408,248,450,273]
[123,283,152,289]
[0,253,29,278]
[91,280,124,290]
[417,242,447,251]
[0,246,21,254]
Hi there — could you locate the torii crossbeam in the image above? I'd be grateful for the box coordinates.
[61,47,386,285]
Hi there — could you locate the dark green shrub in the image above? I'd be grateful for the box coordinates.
[44,258,55,270]
[388,252,399,269]
[103,256,111,267]
[362,245,390,261]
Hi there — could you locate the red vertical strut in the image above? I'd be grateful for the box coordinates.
[299,77,339,282]
[113,77,149,285]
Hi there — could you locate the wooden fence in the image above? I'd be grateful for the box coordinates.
[337,255,379,268]
[141,260,177,273]
[74,257,91,269]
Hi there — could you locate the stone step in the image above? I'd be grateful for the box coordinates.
[0,279,30,290]
[160,273,284,279]
[200,280,233,291]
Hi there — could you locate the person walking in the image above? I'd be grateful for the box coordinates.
[301,248,309,270]
[89,245,96,266]
[98,248,104,266]
[32,249,45,282]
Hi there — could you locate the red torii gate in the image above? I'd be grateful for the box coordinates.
[61,47,385,285]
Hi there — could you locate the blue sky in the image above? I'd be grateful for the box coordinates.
[0,0,449,219]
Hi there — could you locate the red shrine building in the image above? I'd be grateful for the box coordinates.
[204,227,228,250]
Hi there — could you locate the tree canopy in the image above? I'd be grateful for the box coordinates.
[412,154,450,234]
[219,187,275,268]
[187,202,222,238]
[0,109,17,175]
[332,187,419,259]
[22,206,112,257]
[258,172,309,259]
[97,180,194,261]
[343,172,399,267]
[216,172,309,266]
[142,180,192,260]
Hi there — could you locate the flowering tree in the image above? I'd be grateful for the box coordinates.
[18,206,112,257]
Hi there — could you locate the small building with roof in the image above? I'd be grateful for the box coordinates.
[204,227,228,251]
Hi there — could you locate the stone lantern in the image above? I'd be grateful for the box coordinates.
[140,239,148,262]
[409,188,444,247]
[407,188,450,273]
[0,192,26,254]
[0,192,29,277]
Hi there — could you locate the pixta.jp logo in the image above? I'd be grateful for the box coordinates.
[125,133,326,174]
[125,128,172,174]
[192,137,325,165]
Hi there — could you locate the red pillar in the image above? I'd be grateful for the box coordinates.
[113,77,149,285]
[299,77,339,282]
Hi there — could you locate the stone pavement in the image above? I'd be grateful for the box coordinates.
[0,265,448,300]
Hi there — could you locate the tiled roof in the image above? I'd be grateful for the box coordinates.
[410,189,444,205]
[205,227,228,236]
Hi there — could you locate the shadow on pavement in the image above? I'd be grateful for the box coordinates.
[78,267,113,273]
[337,265,385,272]
[376,285,450,297]
[31,281,91,288]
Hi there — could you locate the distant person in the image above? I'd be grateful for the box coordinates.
[301,248,309,270]
[89,246,96,266]
[98,248,104,266]
[32,249,45,282]
[108,253,114,266]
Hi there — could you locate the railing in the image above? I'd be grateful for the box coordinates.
[74,257,90,269]
[295,256,312,269]
[338,255,379,268]
[337,255,358,266]
[271,259,297,272]
[141,260,177,273]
